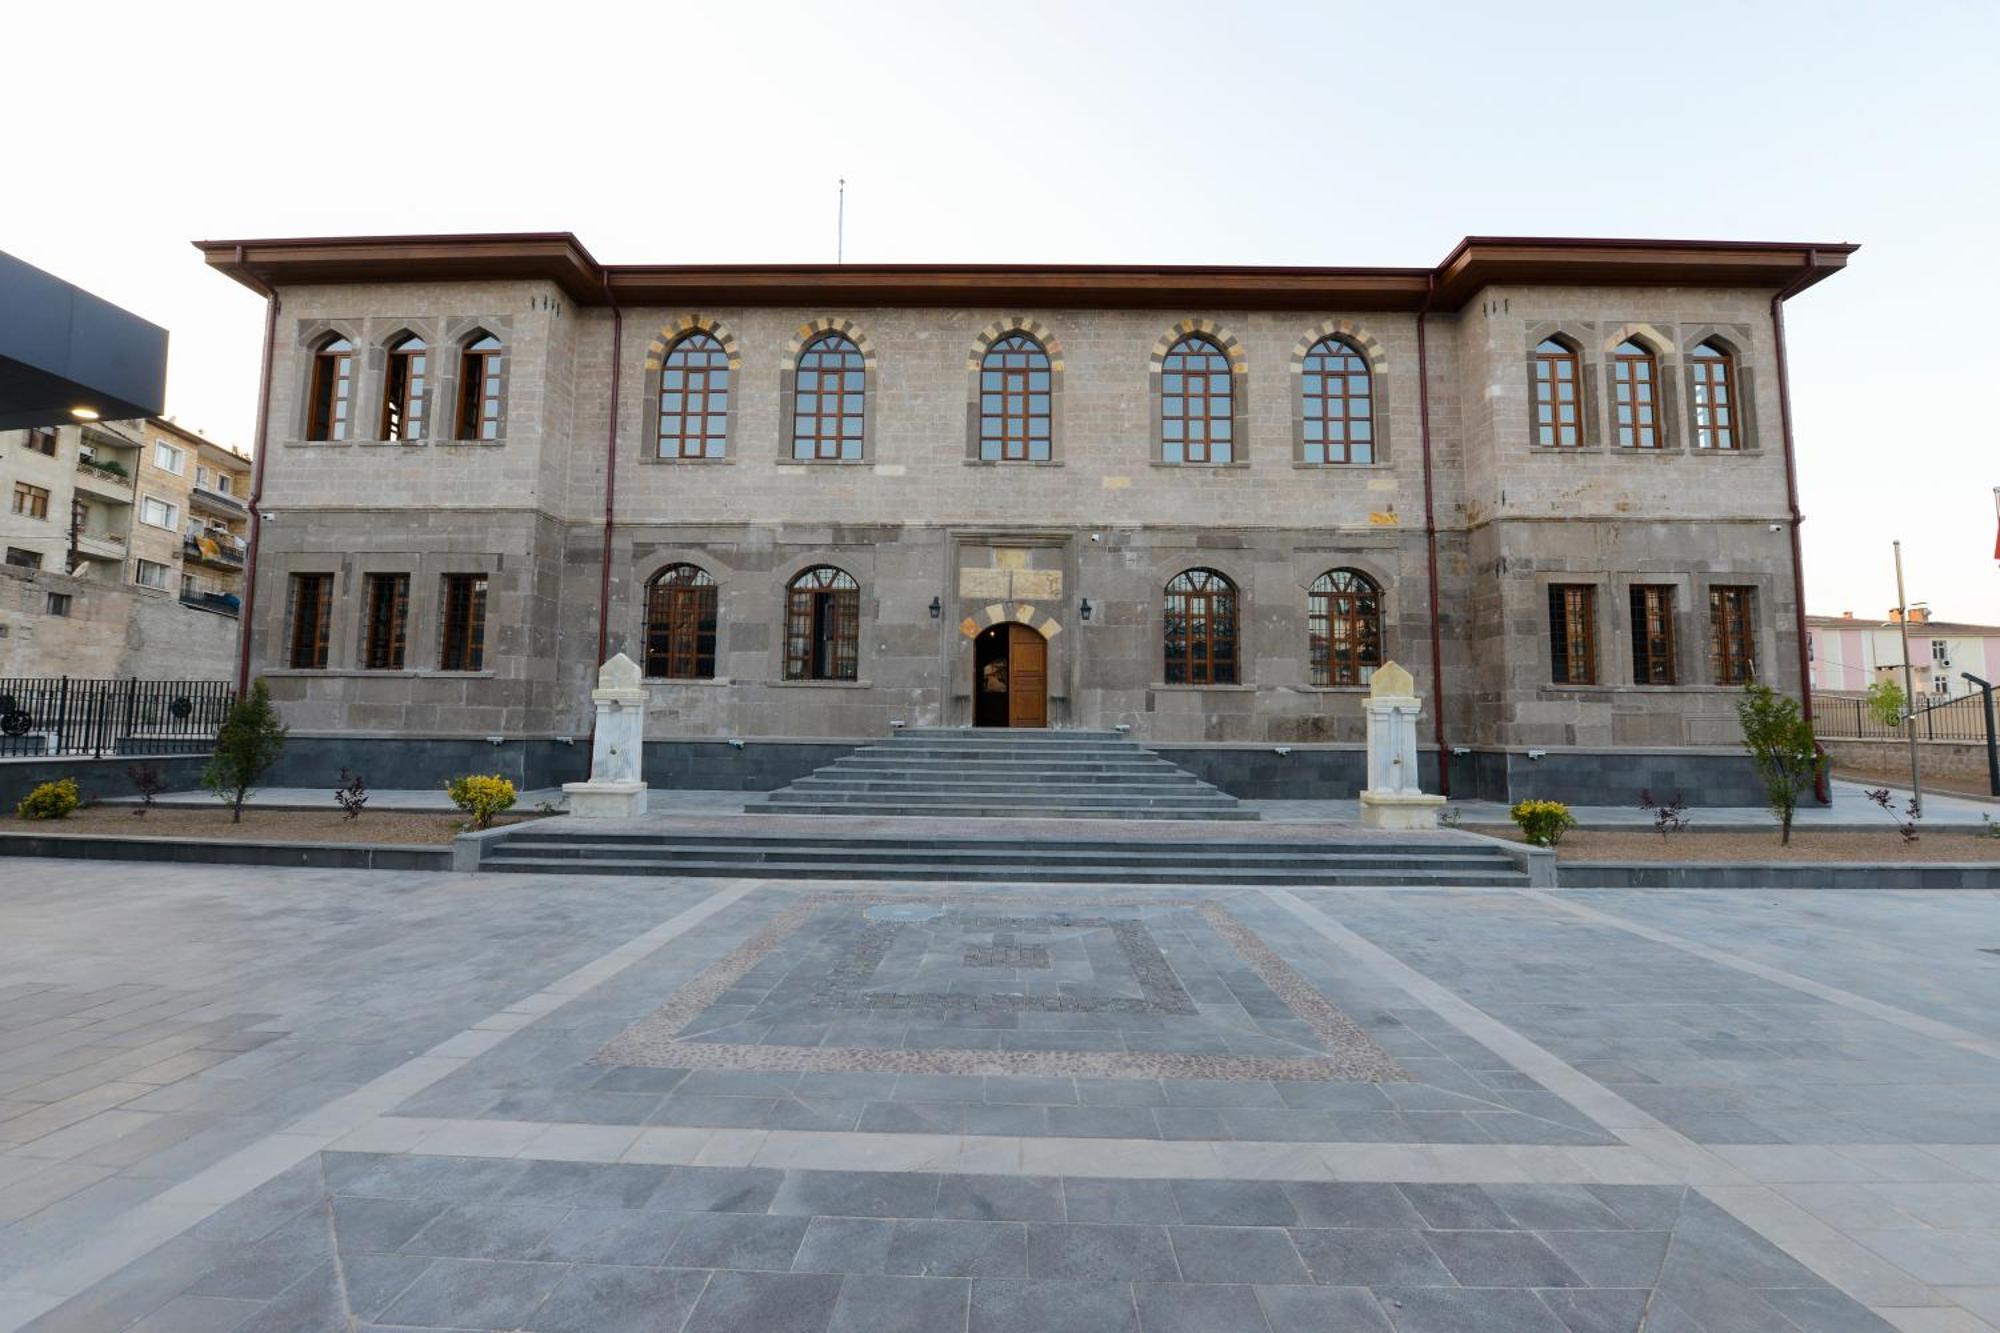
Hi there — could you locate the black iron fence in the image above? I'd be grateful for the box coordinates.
[1815,691,1990,742]
[0,678,235,759]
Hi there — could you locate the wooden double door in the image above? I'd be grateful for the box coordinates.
[974,622,1048,727]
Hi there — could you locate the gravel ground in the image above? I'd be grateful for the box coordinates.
[1470,825,2000,861]
[1,805,542,844]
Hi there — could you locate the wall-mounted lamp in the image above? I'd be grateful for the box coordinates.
[1080,599,1092,621]
[1525,748,1547,761]
[928,596,942,619]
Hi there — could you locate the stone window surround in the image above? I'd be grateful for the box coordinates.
[1300,557,1393,691]
[1678,323,1762,454]
[1531,568,1781,691]
[963,318,1067,466]
[632,550,729,681]
[1600,324,1683,453]
[768,549,874,685]
[290,317,509,448]
[1153,550,1254,688]
[1289,319,1392,466]
[255,548,505,675]
[1522,322,1600,451]
[1148,318,1249,467]
[776,317,879,466]
[640,316,742,465]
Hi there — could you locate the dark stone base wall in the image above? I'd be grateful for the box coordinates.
[0,754,214,811]
[265,736,856,794]
[1469,749,1769,808]
[641,741,859,791]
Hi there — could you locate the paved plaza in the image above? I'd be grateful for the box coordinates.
[1,864,1998,1330]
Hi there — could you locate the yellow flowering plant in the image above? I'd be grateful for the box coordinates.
[1509,798,1577,848]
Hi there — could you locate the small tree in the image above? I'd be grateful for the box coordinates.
[1865,678,1907,729]
[1737,681,1823,846]
[202,680,288,824]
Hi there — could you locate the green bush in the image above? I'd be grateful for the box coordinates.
[16,778,81,820]
[202,680,289,824]
[1737,680,1823,846]
[447,774,517,830]
[1510,798,1577,848]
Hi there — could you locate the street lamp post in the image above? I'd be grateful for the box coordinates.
[1893,540,1921,816]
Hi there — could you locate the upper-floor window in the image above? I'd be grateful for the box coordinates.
[1531,338,1582,447]
[25,427,57,457]
[140,496,178,530]
[1309,568,1382,686]
[12,482,49,519]
[978,334,1053,462]
[456,335,504,441]
[645,564,718,678]
[153,440,186,475]
[1630,585,1677,685]
[215,472,233,495]
[1161,336,1233,464]
[1549,583,1598,684]
[1689,340,1738,451]
[5,547,42,569]
[1710,586,1756,684]
[382,335,429,441]
[1610,338,1660,449]
[307,337,355,441]
[439,573,489,671]
[785,565,859,680]
[658,333,731,459]
[1164,568,1238,685]
[287,572,333,667]
[134,558,171,591]
[1301,338,1374,464]
[791,334,865,461]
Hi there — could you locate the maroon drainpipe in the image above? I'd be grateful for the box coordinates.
[1415,276,1450,796]
[1770,250,1825,800]
[593,280,625,673]
[233,248,280,696]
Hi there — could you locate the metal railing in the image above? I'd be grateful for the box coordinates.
[1814,691,1991,742]
[0,677,235,758]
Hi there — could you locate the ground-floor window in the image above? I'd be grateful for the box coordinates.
[1308,568,1381,686]
[1164,568,1238,685]
[1548,583,1597,684]
[362,573,410,670]
[1629,585,1677,684]
[645,564,719,679]
[287,572,333,668]
[438,573,488,672]
[785,566,858,681]
[1710,585,1757,684]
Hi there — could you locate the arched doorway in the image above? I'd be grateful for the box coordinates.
[974,622,1048,727]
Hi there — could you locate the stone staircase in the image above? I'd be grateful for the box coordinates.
[744,728,1253,821]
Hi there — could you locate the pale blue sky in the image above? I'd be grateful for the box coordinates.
[8,1,1994,619]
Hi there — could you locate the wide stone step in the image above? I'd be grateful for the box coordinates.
[480,855,1525,885]
[789,777,1212,795]
[751,790,1239,809]
[496,831,1482,854]
[834,754,1188,770]
[892,728,1128,740]
[746,803,1260,821]
[486,840,1511,870]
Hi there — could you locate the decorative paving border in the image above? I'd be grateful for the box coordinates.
[595,893,1407,1082]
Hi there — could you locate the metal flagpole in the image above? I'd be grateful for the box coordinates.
[837,178,845,264]
[1893,540,1922,816]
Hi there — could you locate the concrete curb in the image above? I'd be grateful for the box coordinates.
[1557,861,2000,889]
[1449,827,1558,887]
[451,822,525,872]
[0,831,450,872]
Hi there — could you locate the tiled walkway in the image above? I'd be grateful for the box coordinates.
[1,864,1997,1330]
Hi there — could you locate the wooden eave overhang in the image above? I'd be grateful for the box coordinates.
[195,233,1856,311]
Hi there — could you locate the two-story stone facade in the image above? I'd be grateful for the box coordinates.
[198,234,1853,802]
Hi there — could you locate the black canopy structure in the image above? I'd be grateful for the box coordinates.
[0,251,168,429]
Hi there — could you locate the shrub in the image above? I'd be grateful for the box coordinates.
[202,680,289,824]
[334,769,368,822]
[1639,789,1690,839]
[16,778,81,820]
[1865,678,1907,729]
[448,774,517,830]
[126,763,167,806]
[1737,681,1823,846]
[1510,798,1576,848]
[1862,787,1920,844]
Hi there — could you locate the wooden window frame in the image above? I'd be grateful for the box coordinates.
[1308,568,1382,686]
[1531,338,1583,447]
[455,336,504,441]
[438,573,489,672]
[1710,585,1757,685]
[381,338,429,441]
[1300,338,1375,465]
[1610,339,1662,449]
[644,564,719,679]
[1549,583,1598,685]
[1689,342,1738,451]
[977,333,1053,462]
[783,566,859,680]
[656,332,731,460]
[362,572,411,670]
[1629,584,1678,685]
[790,334,867,461]
[12,482,50,520]
[24,427,57,457]
[287,572,333,669]
[1160,336,1235,465]
[306,339,355,441]
[1163,568,1239,685]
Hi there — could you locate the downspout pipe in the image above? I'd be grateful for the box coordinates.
[233,247,280,697]
[1769,251,1824,800]
[594,280,625,674]
[1415,275,1450,797]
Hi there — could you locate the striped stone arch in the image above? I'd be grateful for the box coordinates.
[785,316,878,368]
[965,317,1065,371]
[1148,318,1246,375]
[958,603,1064,638]
[643,315,741,371]
[1601,321,1675,356]
[1289,319,1388,374]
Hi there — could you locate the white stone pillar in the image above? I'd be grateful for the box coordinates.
[1357,660,1446,831]
[561,653,649,818]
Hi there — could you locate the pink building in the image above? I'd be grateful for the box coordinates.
[1807,609,2000,698]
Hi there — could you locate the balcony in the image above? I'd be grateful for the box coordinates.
[183,531,246,569]
[73,530,128,563]
[179,589,241,617]
[188,483,246,518]
[73,460,135,503]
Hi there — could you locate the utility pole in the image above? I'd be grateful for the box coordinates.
[66,497,83,574]
[1893,539,1922,815]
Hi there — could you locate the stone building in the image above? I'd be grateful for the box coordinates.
[198,233,1853,801]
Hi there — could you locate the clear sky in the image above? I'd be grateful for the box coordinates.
[8,1,1994,622]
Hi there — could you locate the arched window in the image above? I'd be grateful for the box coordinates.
[1530,337,1580,447]
[792,334,865,460]
[978,333,1053,461]
[306,337,354,441]
[784,566,859,680]
[381,335,428,441]
[658,333,730,459]
[1301,338,1374,464]
[1689,340,1738,451]
[644,564,718,679]
[1163,568,1238,685]
[1161,336,1234,464]
[456,334,504,441]
[1610,338,1660,449]
[1309,569,1382,686]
